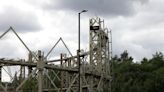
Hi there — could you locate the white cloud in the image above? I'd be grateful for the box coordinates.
[0,0,163,61]
[0,0,164,81]
[108,0,164,61]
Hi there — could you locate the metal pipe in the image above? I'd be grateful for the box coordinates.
[78,10,88,92]
[78,12,81,92]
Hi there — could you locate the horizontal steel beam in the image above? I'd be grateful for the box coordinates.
[0,60,36,66]
[0,60,78,72]
[0,58,110,80]
[47,52,89,62]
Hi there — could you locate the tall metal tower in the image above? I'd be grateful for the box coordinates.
[89,17,111,91]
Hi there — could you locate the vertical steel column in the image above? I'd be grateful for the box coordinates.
[38,50,43,92]
[19,66,23,92]
[78,12,81,92]
[28,53,32,76]
[60,54,63,92]
[78,10,87,92]
[0,66,2,82]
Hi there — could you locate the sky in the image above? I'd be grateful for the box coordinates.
[0,0,164,81]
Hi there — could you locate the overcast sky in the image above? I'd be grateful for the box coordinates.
[0,0,164,62]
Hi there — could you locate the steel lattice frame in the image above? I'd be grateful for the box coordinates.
[0,17,112,92]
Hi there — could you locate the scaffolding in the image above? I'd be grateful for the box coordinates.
[0,17,112,92]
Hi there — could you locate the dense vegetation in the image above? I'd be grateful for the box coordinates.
[111,51,164,92]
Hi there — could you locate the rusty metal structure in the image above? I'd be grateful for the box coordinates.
[0,17,112,92]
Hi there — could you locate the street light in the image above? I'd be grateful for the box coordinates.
[78,10,88,51]
[78,10,88,92]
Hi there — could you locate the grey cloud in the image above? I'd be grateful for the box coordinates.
[43,44,74,60]
[132,31,164,53]
[112,28,164,61]
[0,41,28,59]
[44,0,149,16]
[138,0,149,4]
[0,7,42,32]
[112,38,150,61]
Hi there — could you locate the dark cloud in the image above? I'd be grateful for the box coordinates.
[44,0,149,16]
[0,6,42,32]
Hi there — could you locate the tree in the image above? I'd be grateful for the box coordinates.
[111,51,164,92]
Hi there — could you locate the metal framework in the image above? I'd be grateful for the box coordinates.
[0,17,112,92]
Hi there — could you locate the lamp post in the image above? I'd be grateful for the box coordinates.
[78,10,88,92]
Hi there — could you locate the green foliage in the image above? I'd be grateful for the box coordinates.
[111,51,164,92]
[23,78,37,92]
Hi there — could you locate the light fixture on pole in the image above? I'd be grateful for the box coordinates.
[78,10,88,92]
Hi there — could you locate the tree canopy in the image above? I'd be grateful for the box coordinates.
[111,51,164,92]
